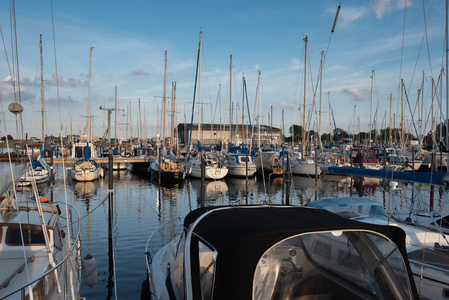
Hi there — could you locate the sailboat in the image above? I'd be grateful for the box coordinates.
[70,47,103,182]
[19,35,52,187]
[184,31,228,180]
[290,36,321,177]
[149,51,184,182]
[0,188,83,299]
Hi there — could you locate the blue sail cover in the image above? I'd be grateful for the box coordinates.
[324,166,447,186]
[84,142,91,159]
[197,141,202,152]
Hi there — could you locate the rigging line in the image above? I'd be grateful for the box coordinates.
[51,0,72,253]
[10,0,24,139]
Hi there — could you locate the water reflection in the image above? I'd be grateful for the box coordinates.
[73,180,100,200]
[186,178,228,205]
[225,177,257,204]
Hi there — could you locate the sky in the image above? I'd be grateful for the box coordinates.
[0,0,446,142]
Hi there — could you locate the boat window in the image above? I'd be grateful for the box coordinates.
[253,230,413,300]
[6,225,48,246]
[198,240,216,300]
[170,233,186,299]
[240,156,251,163]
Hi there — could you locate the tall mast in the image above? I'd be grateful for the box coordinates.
[446,0,448,170]
[138,99,142,143]
[389,93,392,146]
[369,69,374,148]
[170,81,176,147]
[401,79,404,150]
[318,50,324,151]
[114,85,117,147]
[69,96,72,144]
[40,34,45,145]
[229,54,232,145]
[88,47,93,143]
[163,50,167,146]
[198,32,202,144]
[257,72,261,149]
[302,36,307,156]
[242,73,245,144]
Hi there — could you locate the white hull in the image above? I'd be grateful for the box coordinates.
[0,201,82,300]
[290,159,321,176]
[226,165,256,177]
[70,160,103,182]
[17,172,50,186]
[186,165,228,180]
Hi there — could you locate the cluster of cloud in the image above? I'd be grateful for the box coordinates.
[370,0,412,19]
[342,87,369,102]
[0,76,35,103]
[130,69,150,76]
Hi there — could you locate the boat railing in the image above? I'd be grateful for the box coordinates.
[0,202,82,300]
[144,217,182,268]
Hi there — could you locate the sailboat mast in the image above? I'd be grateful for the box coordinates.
[302,36,308,156]
[198,32,202,144]
[369,69,374,148]
[257,72,261,149]
[40,34,44,145]
[88,47,93,143]
[115,85,117,147]
[170,81,176,147]
[163,50,167,146]
[242,74,245,144]
[229,54,232,145]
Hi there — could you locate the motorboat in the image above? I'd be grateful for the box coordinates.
[143,205,419,299]
[307,197,449,299]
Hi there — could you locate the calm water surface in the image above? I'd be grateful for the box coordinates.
[9,162,449,299]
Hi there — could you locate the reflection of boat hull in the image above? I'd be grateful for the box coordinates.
[74,181,99,199]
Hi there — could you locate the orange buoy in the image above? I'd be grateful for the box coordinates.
[340,157,345,165]
[39,196,50,203]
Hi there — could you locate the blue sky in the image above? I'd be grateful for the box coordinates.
[0,0,446,142]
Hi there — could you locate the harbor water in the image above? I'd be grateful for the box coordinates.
[7,162,449,299]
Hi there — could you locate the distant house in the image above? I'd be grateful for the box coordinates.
[175,123,283,146]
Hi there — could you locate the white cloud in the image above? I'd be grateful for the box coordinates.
[130,69,150,76]
[370,0,412,19]
[342,87,369,102]
[0,76,35,103]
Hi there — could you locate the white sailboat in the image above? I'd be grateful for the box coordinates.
[184,31,228,180]
[293,36,321,177]
[70,47,103,182]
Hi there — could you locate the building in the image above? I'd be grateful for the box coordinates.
[175,123,283,146]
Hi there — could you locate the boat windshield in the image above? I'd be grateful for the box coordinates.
[253,230,413,299]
